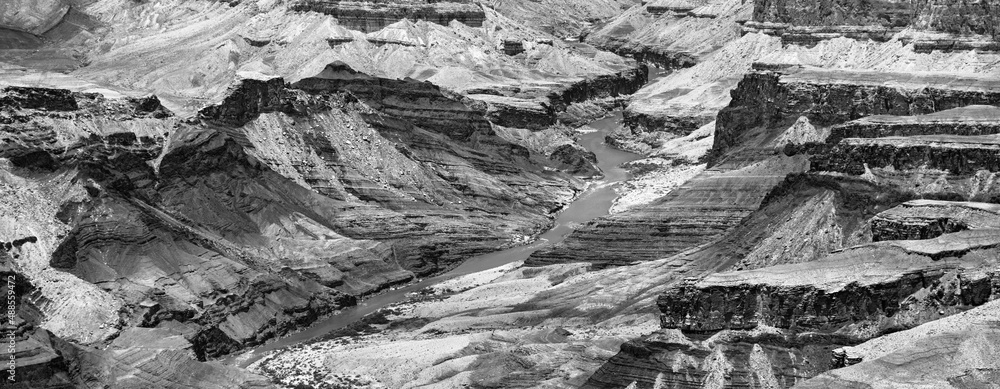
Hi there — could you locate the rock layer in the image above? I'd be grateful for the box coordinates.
[288,0,486,32]
[871,200,1000,242]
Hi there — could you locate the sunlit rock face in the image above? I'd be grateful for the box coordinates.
[4,0,1000,388]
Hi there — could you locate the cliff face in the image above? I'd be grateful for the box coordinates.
[871,200,1000,241]
[659,232,1000,335]
[752,0,1000,37]
[0,249,75,388]
[484,0,639,38]
[526,155,808,267]
[288,0,486,32]
[0,61,590,385]
[714,69,1000,161]
[798,299,1000,388]
[0,0,68,35]
[586,0,751,69]
[584,330,845,389]
[579,17,1000,383]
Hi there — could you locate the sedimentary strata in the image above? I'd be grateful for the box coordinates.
[872,200,1000,241]
[0,58,595,385]
[288,0,486,32]
[798,300,1000,388]
[752,0,1000,38]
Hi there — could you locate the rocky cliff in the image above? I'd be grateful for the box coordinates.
[753,0,1000,38]
[288,0,486,32]
[568,1,1000,381]
[0,64,592,385]
[871,200,1000,241]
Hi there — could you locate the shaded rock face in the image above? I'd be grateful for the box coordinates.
[809,136,1000,176]
[0,250,74,388]
[714,69,1000,163]
[602,45,698,70]
[583,330,846,389]
[1,248,275,388]
[288,0,486,32]
[549,143,600,176]
[621,108,709,137]
[753,0,1000,37]
[463,64,647,132]
[0,0,68,35]
[797,300,1000,388]
[826,105,1000,144]
[0,87,173,172]
[551,65,649,110]
[0,64,586,371]
[659,241,1000,335]
[583,228,1000,388]
[745,0,1000,51]
[293,62,496,140]
[871,200,1000,242]
[548,53,1000,384]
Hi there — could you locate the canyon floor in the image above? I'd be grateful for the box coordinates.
[2,0,1000,388]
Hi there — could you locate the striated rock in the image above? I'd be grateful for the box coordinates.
[797,299,1000,388]
[0,62,591,373]
[871,200,1000,242]
[752,0,1000,38]
[288,0,486,32]
[484,0,638,38]
[502,39,525,56]
[527,155,808,267]
[587,0,751,69]
[0,250,74,388]
[659,230,1000,334]
[582,229,1000,388]
[0,0,68,35]
[467,65,646,131]
[549,143,601,176]
[64,325,276,388]
[714,69,1000,162]
[583,329,847,388]
[826,105,1000,144]
[741,22,898,45]
[475,95,556,130]
[810,135,1000,176]
[0,87,174,173]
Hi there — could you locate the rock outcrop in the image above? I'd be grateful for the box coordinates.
[288,0,486,32]
[826,105,1000,144]
[752,0,1000,38]
[871,200,1000,242]
[586,0,751,69]
[660,230,1000,334]
[0,58,593,386]
[715,69,1000,162]
[0,249,75,388]
[798,299,1000,388]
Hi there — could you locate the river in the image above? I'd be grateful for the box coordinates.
[228,68,665,368]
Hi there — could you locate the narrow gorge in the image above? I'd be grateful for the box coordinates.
[2,0,1000,388]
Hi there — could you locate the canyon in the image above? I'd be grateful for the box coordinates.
[2,0,1000,388]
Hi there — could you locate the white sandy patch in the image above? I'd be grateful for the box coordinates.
[428,261,523,294]
[323,335,477,388]
[611,162,706,214]
[414,277,553,318]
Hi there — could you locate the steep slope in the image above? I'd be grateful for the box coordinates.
[585,0,753,69]
[797,300,1000,388]
[0,54,604,385]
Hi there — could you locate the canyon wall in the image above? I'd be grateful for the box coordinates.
[288,0,486,32]
[753,0,1000,37]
